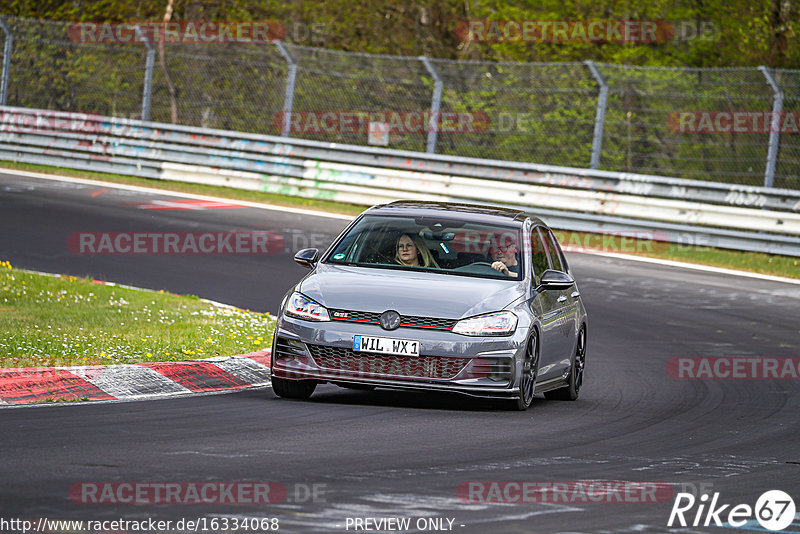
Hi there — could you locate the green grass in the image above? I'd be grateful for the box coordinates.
[2,160,798,280]
[30,396,90,403]
[0,260,275,368]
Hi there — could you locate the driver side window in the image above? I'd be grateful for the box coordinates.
[531,227,550,286]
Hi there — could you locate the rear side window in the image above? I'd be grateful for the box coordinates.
[548,230,569,272]
[531,228,550,286]
[541,230,564,272]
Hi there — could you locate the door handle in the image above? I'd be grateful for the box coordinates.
[557,295,567,303]
[571,291,580,298]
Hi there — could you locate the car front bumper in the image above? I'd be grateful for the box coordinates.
[270,315,529,399]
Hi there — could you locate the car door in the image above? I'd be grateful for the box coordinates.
[529,226,566,381]
[541,228,578,375]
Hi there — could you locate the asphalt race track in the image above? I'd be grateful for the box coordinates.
[1,171,799,534]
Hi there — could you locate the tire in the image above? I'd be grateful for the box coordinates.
[510,330,539,411]
[545,326,585,401]
[271,376,317,399]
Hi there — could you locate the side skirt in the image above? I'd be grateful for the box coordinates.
[534,375,569,394]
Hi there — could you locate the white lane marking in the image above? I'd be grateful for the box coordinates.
[3,167,797,285]
[570,250,800,286]
[0,167,353,220]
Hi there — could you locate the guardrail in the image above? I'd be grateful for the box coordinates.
[1,105,799,257]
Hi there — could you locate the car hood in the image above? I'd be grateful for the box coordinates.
[299,263,524,319]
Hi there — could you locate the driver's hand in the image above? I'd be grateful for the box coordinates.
[491,261,509,275]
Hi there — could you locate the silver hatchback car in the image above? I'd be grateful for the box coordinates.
[270,201,587,410]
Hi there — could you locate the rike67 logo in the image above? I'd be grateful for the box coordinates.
[668,490,796,531]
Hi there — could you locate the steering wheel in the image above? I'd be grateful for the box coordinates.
[365,242,393,264]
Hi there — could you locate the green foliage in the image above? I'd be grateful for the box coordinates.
[3,0,797,67]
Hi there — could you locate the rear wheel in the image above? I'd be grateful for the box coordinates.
[511,331,539,411]
[271,376,317,399]
[544,326,585,401]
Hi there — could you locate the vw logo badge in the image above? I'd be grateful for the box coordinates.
[380,310,401,331]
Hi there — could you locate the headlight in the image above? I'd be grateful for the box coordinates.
[453,311,518,336]
[285,292,330,322]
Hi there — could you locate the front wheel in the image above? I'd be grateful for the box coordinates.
[510,331,539,411]
[544,326,585,401]
[271,376,317,399]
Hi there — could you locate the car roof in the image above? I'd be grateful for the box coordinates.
[365,201,545,226]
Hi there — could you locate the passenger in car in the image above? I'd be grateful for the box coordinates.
[489,234,519,276]
[395,232,440,268]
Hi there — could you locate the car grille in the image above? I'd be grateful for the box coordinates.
[307,344,469,380]
[329,309,457,331]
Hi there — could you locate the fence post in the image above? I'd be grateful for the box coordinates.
[419,56,443,154]
[275,42,297,138]
[759,66,782,189]
[585,61,608,170]
[0,17,13,106]
[135,25,155,121]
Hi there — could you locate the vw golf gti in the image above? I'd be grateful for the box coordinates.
[270,201,587,410]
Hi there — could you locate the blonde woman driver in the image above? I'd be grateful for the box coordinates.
[395,232,440,268]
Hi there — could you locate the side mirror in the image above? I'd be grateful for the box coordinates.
[540,269,574,290]
[293,248,319,268]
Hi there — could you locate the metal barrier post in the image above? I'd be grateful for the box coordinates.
[585,61,608,170]
[275,42,297,138]
[759,66,782,189]
[420,56,443,154]
[135,25,155,121]
[0,17,13,106]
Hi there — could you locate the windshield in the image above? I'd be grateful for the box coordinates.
[324,214,523,280]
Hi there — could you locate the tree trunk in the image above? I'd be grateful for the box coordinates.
[770,0,791,67]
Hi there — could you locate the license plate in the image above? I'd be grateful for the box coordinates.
[353,335,419,356]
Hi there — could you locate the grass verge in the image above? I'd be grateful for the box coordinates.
[0,260,275,368]
[1,160,798,280]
